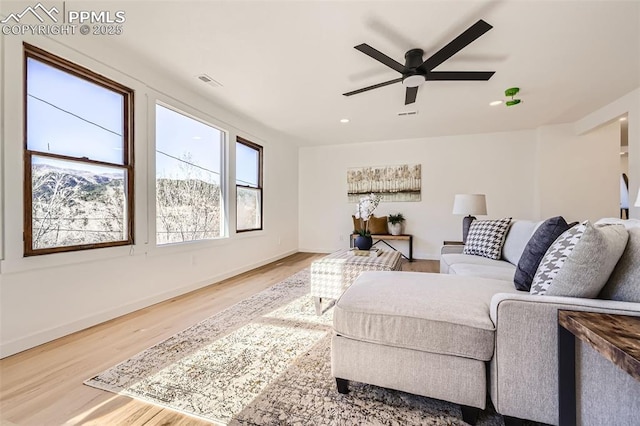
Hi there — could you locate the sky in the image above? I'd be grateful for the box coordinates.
[28,57,256,186]
[27,58,124,165]
[155,104,222,185]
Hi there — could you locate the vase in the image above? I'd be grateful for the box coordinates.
[354,235,373,250]
[389,223,402,236]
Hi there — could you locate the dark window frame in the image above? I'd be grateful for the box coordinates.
[235,136,263,233]
[23,43,135,256]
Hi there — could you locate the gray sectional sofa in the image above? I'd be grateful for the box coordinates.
[331,219,640,425]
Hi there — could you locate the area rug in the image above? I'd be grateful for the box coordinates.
[85,268,517,425]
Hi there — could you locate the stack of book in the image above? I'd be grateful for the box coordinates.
[350,248,382,257]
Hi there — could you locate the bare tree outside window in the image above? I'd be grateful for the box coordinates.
[155,104,225,245]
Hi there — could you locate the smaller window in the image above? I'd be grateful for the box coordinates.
[236,137,263,232]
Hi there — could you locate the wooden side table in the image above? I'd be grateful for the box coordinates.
[349,234,413,261]
[557,310,640,425]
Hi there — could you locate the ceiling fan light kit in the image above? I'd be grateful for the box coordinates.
[343,19,496,105]
[402,74,426,88]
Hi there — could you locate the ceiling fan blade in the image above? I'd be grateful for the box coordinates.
[343,77,403,96]
[354,44,406,74]
[426,71,495,81]
[405,86,418,105]
[418,19,493,73]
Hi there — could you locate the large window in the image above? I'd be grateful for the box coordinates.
[236,137,263,232]
[24,44,134,256]
[155,104,225,245]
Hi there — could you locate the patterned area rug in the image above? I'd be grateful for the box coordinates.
[85,268,514,425]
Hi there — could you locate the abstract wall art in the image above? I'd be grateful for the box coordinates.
[347,164,421,202]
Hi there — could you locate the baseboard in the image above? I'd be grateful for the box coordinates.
[0,249,297,359]
[298,247,334,254]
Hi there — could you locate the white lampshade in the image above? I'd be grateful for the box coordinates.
[635,189,640,207]
[452,194,487,216]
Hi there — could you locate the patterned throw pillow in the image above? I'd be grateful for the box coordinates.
[530,223,586,295]
[463,218,512,260]
[544,222,628,298]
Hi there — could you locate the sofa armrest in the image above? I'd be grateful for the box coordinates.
[441,244,465,255]
[490,293,640,322]
[489,293,640,425]
[440,245,464,274]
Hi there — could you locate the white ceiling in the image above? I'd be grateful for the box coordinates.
[98,0,639,145]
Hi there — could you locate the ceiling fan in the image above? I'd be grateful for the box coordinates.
[343,19,496,105]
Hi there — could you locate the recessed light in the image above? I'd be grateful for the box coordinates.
[192,136,202,140]
[489,100,503,106]
[340,118,350,123]
[620,117,627,121]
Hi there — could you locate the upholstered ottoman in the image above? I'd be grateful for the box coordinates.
[310,249,402,315]
[331,271,519,423]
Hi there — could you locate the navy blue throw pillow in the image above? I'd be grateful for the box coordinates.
[514,216,572,291]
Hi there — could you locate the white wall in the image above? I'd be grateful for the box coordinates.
[536,122,620,223]
[299,130,538,259]
[576,88,640,219]
[0,34,299,357]
[622,154,629,177]
[298,90,637,258]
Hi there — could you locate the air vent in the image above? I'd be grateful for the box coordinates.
[397,110,419,117]
[197,74,223,88]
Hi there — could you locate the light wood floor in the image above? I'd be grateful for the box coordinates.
[0,253,438,426]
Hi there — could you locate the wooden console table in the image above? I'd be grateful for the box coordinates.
[349,234,413,261]
[557,310,640,426]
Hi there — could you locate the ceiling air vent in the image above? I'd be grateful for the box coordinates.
[197,74,223,88]
[397,110,419,117]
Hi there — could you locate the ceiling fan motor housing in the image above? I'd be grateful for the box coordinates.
[404,49,425,70]
[402,49,426,87]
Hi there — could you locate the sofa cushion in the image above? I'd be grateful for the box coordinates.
[502,220,539,265]
[600,220,640,303]
[333,271,519,361]
[531,222,628,297]
[464,218,512,260]
[367,215,388,234]
[449,263,516,282]
[352,215,363,232]
[514,216,571,291]
[440,253,517,273]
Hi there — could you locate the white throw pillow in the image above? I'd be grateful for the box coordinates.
[463,218,512,260]
[530,221,628,298]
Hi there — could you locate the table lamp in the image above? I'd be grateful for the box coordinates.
[453,194,487,243]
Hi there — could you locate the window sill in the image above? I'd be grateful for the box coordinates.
[0,244,138,275]
[234,229,267,239]
[1,231,270,274]
[149,236,231,257]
